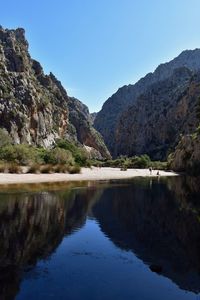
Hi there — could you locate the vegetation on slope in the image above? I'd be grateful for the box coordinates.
[0,130,91,173]
[91,154,168,170]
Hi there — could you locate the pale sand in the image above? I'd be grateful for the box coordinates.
[0,167,178,185]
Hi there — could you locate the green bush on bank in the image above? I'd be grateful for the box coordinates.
[0,136,89,173]
[0,128,169,174]
[55,139,89,166]
[0,144,37,165]
[0,128,12,148]
[91,154,168,170]
[42,147,74,165]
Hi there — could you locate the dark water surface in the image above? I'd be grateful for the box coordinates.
[0,177,200,300]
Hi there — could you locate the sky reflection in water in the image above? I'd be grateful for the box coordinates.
[0,177,199,300]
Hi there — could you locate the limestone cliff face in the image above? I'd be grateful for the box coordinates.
[0,27,110,159]
[170,134,200,174]
[168,76,200,174]
[115,69,200,159]
[94,49,200,157]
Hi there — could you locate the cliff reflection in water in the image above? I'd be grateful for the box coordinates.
[0,177,200,299]
[93,177,200,293]
[0,187,101,300]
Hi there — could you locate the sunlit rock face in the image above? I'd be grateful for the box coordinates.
[0,27,110,159]
[94,49,200,159]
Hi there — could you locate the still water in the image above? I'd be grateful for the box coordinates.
[0,177,200,300]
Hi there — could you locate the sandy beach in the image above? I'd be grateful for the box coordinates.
[0,167,178,185]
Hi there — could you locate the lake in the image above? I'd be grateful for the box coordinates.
[0,176,200,300]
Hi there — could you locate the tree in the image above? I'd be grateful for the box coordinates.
[0,128,12,148]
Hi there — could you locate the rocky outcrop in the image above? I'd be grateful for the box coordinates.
[0,27,110,159]
[90,112,97,124]
[170,133,200,174]
[68,98,110,158]
[94,48,200,157]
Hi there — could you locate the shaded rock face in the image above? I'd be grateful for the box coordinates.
[171,134,200,174]
[0,27,110,159]
[94,49,200,157]
[115,69,200,159]
[168,76,200,174]
[90,112,97,124]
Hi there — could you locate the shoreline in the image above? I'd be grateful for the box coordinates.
[0,167,178,186]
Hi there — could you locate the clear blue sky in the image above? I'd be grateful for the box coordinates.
[1,0,200,112]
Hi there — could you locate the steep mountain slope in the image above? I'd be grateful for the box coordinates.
[170,82,200,174]
[115,68,200,159]
[94,49,200,156]
[170,133,200,174]
[0,26,110,159]
[90,112,97,124]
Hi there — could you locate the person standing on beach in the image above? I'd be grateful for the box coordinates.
[149,167,152,175]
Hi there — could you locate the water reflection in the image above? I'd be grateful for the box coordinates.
[93,177,200,293]
[0,187,101,299]
[0,177,199,299]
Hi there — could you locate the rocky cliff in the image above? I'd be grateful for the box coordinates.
[94,49,200,158]
[168,77,200,174]
[170,133,200,174]
[115,68,200,159]
[90,112,97,124]
[0,26,110,159]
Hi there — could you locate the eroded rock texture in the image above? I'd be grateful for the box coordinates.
[94,49,200,159]
[115,69,200,159]
[0,27,110,159]
[171,134,200,174]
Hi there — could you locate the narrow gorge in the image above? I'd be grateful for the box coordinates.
[0,26,110,159]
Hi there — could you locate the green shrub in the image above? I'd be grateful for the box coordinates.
[89,160,104,167]
[150,161,168,170]
[35,148,49,164]
[67,165,81,174]
[43,148,74,165]
[97,154,168,170]
[130,155,151,168]
[55,139,77,153]
[55,139,88,166]
[0,144,37,165]
[0,128,12,148]
[0,145,18,162]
